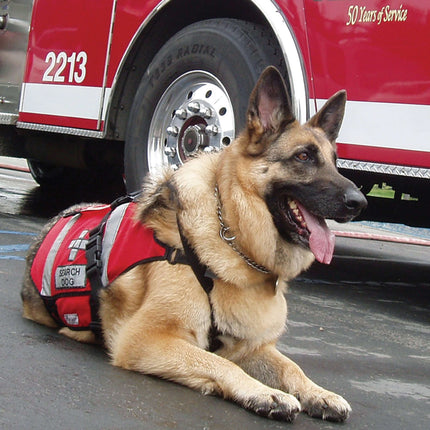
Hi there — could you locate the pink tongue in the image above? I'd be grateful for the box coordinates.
[296,203,335,264]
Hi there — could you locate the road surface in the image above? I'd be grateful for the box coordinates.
[0,161,429,429]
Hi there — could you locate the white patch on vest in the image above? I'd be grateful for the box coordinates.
[55,265,86,289]
[68,230,89,261]
[64,313,79,326]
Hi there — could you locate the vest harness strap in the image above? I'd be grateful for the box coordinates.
[177,216,222,352]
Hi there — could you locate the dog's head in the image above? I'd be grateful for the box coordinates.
[240,66,367,264]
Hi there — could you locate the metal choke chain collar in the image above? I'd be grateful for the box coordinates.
[214,184,270,274]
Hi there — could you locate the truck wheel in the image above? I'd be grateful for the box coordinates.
[27,160,68,187]
[124,19,286,193]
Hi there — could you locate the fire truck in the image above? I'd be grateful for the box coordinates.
[0,1,429,222]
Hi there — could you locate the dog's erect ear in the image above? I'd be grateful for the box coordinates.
[245,66,295,155]
[307,90,346,144]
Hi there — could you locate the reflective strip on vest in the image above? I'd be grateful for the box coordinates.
[41,214,80,296]
[100,203,129,286]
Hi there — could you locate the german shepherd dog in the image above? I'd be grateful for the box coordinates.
[22,67,367,423]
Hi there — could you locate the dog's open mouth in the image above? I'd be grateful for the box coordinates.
[280,198,335,265]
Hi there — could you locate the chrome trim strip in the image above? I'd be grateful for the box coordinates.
[97,0,118,131]
[0,113,18,125]
[337,159,430,180]
[106,0,172,126]
[250,0,309,122]
[16,121,104,139]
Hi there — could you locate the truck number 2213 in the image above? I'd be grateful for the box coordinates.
[42,51,87,84]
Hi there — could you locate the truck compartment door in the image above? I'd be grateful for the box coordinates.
[19,0,115,132]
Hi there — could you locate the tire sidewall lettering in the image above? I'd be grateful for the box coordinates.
[148,45,216,89]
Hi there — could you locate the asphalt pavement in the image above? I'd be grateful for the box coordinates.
[0,157,429,429]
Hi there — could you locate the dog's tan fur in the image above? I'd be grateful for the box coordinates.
[21,67,367,422]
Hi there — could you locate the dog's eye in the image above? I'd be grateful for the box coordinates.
[295,151,311,162]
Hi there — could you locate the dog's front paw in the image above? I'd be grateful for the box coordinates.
[244,390,301,422]
[302,390,351,422]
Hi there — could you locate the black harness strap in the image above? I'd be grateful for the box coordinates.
[85,217,107,336]
[86,195,134,336]
[177,222,214,295]
[177,217,222,352]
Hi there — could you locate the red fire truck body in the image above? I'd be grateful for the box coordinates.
[1,0,429,206]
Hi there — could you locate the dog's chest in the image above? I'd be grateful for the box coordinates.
[211,282,287,343]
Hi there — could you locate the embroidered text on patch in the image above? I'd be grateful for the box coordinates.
[55,264,86,289]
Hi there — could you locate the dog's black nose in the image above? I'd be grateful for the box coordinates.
[344,187,368,214]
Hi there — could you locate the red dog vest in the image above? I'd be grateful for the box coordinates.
[31,201,173,332]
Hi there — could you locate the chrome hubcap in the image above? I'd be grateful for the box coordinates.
[147,71,235,172]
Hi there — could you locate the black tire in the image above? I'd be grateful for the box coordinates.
[27,159,69,187]
[124,18,285,193]
[27,159,125,195]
